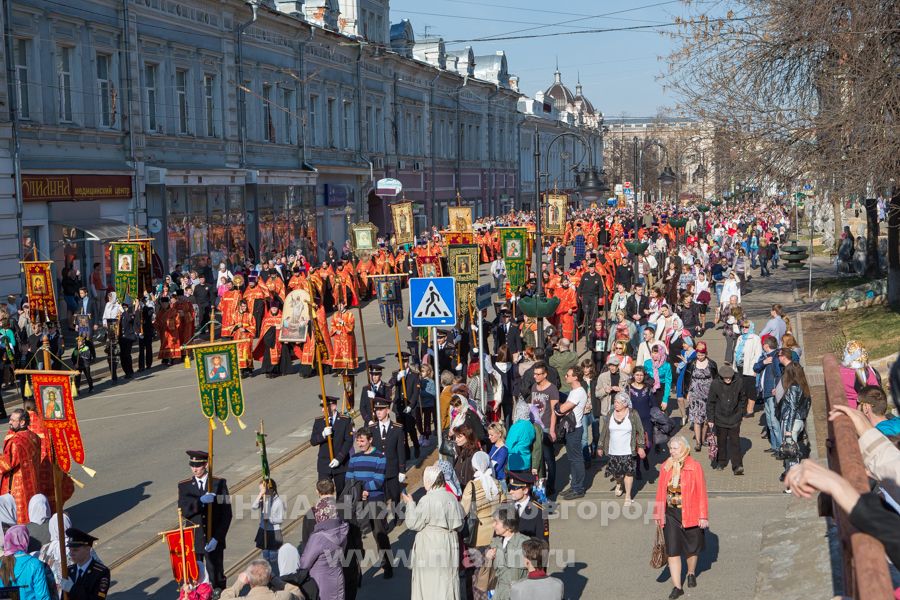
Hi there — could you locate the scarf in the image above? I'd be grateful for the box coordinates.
[665,441,691,488]
[278,543,301,576]
[471,451,499,501]
[842,340,870,387]
[28,494,50,525]
[438,459,462,497]
[0,495,16,528]
[650,343,668,392]
[3,525,28,556]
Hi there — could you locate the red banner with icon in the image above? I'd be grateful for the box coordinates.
[22,261,58,322]
[31,373,84,473]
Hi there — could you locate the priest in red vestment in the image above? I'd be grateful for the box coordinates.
[154,297,183,363]
[253,304,283,378]
[24,400,73,512]
[230,299,257,376]
[217,280,242,338]
[0,409,41,523]
[554,277,578,343]
[329,305,358,371]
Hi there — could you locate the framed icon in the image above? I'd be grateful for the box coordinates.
[40,385,67,421]
[203,352,232,384]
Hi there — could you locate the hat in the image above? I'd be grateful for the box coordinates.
[368,365,384,375]
[719,365,736,378]
[398,351,411,361]
[436,329,449,338]
[372,397,391,409]
[66,528,98,548]
[607,356,621,366]
[507,471,535,490]
[186,450,209,466]
[321,395,340,405]
[695,341,708,353]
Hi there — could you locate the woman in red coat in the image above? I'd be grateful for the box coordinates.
[654,434,709,599]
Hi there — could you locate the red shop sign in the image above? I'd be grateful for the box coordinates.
[22,174,133,201]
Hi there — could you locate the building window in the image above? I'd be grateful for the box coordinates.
[57,46,74,123]
[342,100,353,149]
[96,53,114,128]
[144,63,158,132]
[282,88,295,144]
[326,97,336,148]
[374,107,383,152]
[203,74,216,137]
[14,39,31,120]
[176,69,189,134]
[262,84,274,142]
[414,115,422,154]
[308,94,319,146]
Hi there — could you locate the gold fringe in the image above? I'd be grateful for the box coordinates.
[23,380,32,398]
[71,382,78,398]
[80,464,97,478]
[70,476,85,489]
[221,420,231,435]
[184,355,191,369]
[236,416,246,430]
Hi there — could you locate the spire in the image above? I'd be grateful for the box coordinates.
[576,71,583,96]
[553,57,561,84]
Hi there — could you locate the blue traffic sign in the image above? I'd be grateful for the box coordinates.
[410,277,457,327]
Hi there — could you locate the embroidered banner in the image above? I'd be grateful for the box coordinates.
[165,527,200,584]
[22,261,58,322]
[448,244,479,317]
[193,342,245,430]
[415,254,443,278]
[448,206,473,232]
[390,201,415,246]
[111,241,141,301]
[499,227,528,290]
[374,275,404,329]
[31,373,83,473]
[545,194,567,235]
[443,231,474,246]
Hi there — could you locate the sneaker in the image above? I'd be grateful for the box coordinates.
[686,574,697,588]
[562,490,585,500]
[668,587,684,599]
[733,467,745,476]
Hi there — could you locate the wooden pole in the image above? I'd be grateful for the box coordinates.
[353,279,373,391]
[260,420,267,552]
[210,306,215,343]
[43,337,68,600]
[177,507,189,585]
[311,309,335,460]
[392,319,408,405]
[206,421,213,539]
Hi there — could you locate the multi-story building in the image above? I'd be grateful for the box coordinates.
[0,0,602,298]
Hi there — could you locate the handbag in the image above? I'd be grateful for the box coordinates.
[553,404,577,440]
[460,481,480,547]
[254,526,284,550]
[705,425,718,463]
[474,555,498,591]
[650,523,668,569]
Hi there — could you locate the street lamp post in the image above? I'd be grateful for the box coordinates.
[632,136,675,275]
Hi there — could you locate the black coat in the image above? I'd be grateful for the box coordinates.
[177,476,232,552]
[66,557,110,600]
[75,296,100,326]
[493,321,522,356]
[706,376,747,428]
[193,283,213,308]
[372,421,406,477]
[390,371,420,414]
[119,310,138,342]
[359,381,389,425]
[510,499,550,542]
[310,414,354,474]
[626,294,650,324]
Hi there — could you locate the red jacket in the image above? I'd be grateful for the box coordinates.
[653,456,709,528]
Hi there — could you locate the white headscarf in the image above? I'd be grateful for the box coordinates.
[28,494,51,525]
[0,495,16,527]
[471,451,499,501]
[278,543,301,576]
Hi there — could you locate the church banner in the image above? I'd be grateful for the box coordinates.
[499,227,528,290]
[448,244,479,317]
[31,372,84,473]
[444,231,474,246]
[448,206,473,232]
[22,261,58,322]
[390,201,415,246]
[373,274,404,328]
[192,341,245,432]
[111,241,141,301]
[164,526,200,584]
[545,194,567,235]
[415,254,443,278]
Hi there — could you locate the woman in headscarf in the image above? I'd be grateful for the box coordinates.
[683,341,718,452]
[644,342,673,412]
[299,497,349,600]
[25,494,51,554]
[597,392,646,505]
[274,544,317,600]
[505,400,535,477]
[402,465,465,600]
[179,563,213,600]
[460,451,504,600]
[0,525,51,598]
[0,495,16,533]
[38,512,70,589]
[437,458,463,499]
[654,435,709,599]
[840,340,881,408]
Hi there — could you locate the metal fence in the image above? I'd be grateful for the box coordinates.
[822,353,893,598]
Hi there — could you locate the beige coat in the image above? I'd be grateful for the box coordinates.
[406,487,465,600]
[596,370,631,416]
[461,478,505,547]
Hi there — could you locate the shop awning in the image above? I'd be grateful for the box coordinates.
[61,220,147,242]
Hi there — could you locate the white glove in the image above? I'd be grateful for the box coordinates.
[61,579,74,593]
[200,493,216,504]
[404,406,412,414]
[368,420,376,426]
[397,369,406,379]
[398,473,407,483]
[322,426,333,437]
[427,349,435,357]
[328,458,340,468]
[455,363,462,371]
[367,390,375,398]
[204,538,218,553]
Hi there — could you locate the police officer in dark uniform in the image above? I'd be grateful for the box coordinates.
[177,450,232,591]
[432,330,457,376]
[577,260,605,340]
[506,471,550,543]
[371,396,406,517]
[389,352,420,460]
[359,365,388,426]
[310,395,354,496]
[63,527,110,600]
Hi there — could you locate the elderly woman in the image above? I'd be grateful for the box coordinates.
[597,392,646,505]
[25,494,51,553]
[654,435,709,599]
[38,511,70,592]
[840,340,881,408]
[298,498,349,600]
[461,451,505,600]
[683,341,718,452]
[506,400,536,476]
[402,465,466,600]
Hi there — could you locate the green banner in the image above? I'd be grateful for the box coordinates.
[448,244,479,317]
[193,342,245,425]
[111,242,140,301]
[499,228,528,290]
[256,430,270,480]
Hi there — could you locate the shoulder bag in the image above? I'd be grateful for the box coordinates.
[460,481,480,547]
[650,523,668,569]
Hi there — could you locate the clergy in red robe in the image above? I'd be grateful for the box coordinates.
[554,277,578,342]
[298,303,333,371]
[25,401,73,512]
[329,305,358,371]
[0,409,41,523]
[231,299,257,375]
[174,291,195,347]
[154,297,183,362]
[252,305,283,378]
[217,280,242,338]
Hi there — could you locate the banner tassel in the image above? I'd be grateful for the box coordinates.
[70,476,85,489]
[221,420,231,436]
[209,418,217,431]
[23,380,32,399]
[70,381,78,398]
[80,464,97,478]
[184,354,191,369]
[236,416,246,430]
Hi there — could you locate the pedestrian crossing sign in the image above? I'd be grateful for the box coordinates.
[410,277,457,327]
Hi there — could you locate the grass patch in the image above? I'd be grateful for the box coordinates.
[832,305,900,360]
[811,275,871,296]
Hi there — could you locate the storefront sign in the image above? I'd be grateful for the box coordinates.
[22,174,133,201]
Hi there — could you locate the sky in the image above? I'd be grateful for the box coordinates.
[389,0,704,118]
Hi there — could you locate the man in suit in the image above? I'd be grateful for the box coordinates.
[389,352,420,461]
[371,397,406,516]
[62,527,110,600]
[193,273,213,331]
[75,287,99,360]
[626,283,651,340]
[137,295,155,372]
[359,365,388,426]
[310,395,354,496]
[177,450,232,591]
[493,308,522,358]
[506,471,549,543]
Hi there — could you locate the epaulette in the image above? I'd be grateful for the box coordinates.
[178,478,193,484]
[392,421,402,427]
[531,500,544,510]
